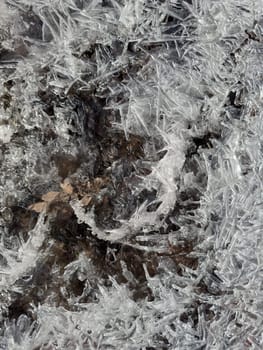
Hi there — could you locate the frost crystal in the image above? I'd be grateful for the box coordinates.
[0,0,262,349]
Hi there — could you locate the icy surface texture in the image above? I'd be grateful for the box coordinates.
[0,0,262,348]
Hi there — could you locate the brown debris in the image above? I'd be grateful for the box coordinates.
[28,176,111,214]
[70,176,110,199]
[51,153,81,179]
[41,191,60,202]
[28,201,47,213]
[60,178,74,195]
[81,195,92,206]
[28,190,70,214]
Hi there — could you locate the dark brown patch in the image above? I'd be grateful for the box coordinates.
[9,206,38,240]
[51,153,81,179]
[164,240,199,271]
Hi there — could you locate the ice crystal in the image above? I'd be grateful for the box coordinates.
[0,0,262,349]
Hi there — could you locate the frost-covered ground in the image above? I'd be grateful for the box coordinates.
[0,0,262,349]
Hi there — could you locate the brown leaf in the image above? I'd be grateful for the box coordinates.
[41,191,60,203]
[60,178,74,195]
[28,202,47,213]
[81,195,92,206]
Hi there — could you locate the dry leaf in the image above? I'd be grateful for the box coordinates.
[60,178,73,195]
[41,191,60,202]
[28,202,47,213]
[81,195,92,206]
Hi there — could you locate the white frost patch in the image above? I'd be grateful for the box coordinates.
[0,125,14,143]
[0,213,48,291]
